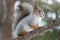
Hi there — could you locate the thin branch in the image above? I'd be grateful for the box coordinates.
[14,19,60,40]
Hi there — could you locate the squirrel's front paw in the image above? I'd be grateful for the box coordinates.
[32,25,39,30]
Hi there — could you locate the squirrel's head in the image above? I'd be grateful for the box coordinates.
[33,2,45,18]
[34,7,45,18]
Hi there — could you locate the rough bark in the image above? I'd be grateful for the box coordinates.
[0,0,14,40]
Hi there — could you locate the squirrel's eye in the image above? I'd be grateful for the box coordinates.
[38,11,40,13]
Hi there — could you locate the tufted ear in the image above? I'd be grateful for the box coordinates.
[32,1,38,13]
[40,5,45,10]
[33,2,38,10]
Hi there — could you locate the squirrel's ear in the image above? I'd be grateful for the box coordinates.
[33,1,38,10]
[40,5,45,9]
[33,2,38,13]
[31,1,38,13]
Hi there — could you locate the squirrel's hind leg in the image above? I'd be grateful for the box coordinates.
[18,31,28,36]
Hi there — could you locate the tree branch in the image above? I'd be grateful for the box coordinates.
[14,19,60,40]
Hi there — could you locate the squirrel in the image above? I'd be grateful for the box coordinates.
[12,1,34,32]
[12,2,45,38]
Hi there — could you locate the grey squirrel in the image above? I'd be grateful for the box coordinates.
[12,1,34,32]
[12,2,45,38]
